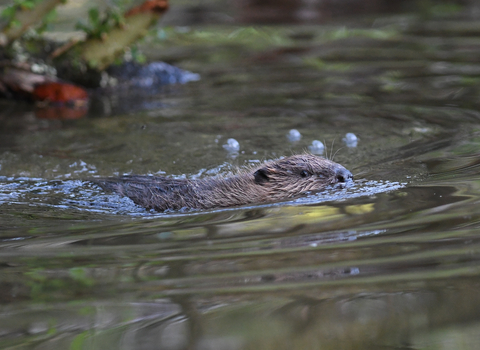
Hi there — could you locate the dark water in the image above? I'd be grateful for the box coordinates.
[2,8,480,350]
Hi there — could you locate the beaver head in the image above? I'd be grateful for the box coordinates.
[252,154,353,199]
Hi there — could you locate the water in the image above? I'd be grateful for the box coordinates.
[2,8,480,350]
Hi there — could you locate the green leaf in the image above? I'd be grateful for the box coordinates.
[22,1,36,10]
[88,7,100,25]
[1,6,17,19]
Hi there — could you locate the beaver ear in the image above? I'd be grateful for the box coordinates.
[254,168,270,184]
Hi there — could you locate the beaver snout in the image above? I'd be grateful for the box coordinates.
[335,167,353,182]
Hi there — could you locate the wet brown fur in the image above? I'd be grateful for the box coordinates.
[95,154,352,211]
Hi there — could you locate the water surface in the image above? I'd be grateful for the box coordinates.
[1,9,480,350]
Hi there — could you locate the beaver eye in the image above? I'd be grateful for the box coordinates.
[300,170,310,178]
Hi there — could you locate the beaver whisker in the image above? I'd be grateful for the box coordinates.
[331,146,344,162]
[329,138,336,161]
[352,170,367,177]
[323,139,328,160]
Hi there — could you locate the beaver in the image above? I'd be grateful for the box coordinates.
[95,154,353,211]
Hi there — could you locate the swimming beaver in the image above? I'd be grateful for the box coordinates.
[95,154,353,211]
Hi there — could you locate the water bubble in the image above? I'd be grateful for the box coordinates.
[223,138,240,152]
[287,129,301,142]
[343,133,358,147]
[308,140,325,154]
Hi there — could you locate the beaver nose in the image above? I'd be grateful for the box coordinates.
[336,168,353,182]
